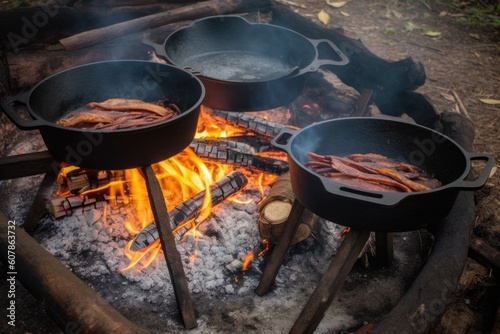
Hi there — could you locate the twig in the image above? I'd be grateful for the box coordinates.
[273,0,307,9]
[452,90,471,119]
[404,40,443,53]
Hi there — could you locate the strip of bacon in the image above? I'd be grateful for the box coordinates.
[306,152,440,192]
[328,156,413,192]
[56,111,113,127]
[87,98,175,117]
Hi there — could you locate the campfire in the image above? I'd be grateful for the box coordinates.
[0,2,490,334]
[47,106,291,274]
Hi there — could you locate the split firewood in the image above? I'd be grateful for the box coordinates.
[48,195,108,219]
[189,140,288,175]
[59,168,127,194]
[258,172,317,245]
[207,109,286,139]
[130,171,248,252]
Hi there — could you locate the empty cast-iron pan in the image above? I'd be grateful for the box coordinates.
[145,15,349,111]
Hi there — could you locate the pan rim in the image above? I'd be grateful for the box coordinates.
[26,60,206,134]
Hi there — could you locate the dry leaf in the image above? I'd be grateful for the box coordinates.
[469,33,481,40]
[441,93,455,102]
[439,11,448,17]
[318,9,330,25]
[326,0,347,8]
[479,98,500,105]
[424,31,441,37]
[340,11,350,16]
[392,9,403,19]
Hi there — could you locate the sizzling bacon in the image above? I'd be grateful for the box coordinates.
[56,98,180,130]
[305,152,441,193]
[87,98,175,117]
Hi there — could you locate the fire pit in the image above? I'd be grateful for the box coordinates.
[0,2,490,333]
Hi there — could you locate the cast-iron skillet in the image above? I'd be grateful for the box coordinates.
[146,15,349,111]
[0,60,205,170]
[272,117,494,232]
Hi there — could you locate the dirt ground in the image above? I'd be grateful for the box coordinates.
[0,0,499,333]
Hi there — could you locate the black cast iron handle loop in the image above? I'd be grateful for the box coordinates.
[446,153,495,190]
[270,127,298,151]
[0,91,45,130]
[321,177,406,207]
[294,39,349,76]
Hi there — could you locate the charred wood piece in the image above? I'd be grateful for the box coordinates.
[192,138,255,154]
[189,140,288,175]
[130,171,248,252]
[208,110,285,139]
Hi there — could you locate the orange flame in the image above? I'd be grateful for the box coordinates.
[242,250,255,272]
[341,227,351,239]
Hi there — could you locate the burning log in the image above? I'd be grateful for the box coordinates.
[193,138,256,154]
[130,171,248,252]
[59,0,271,50]
[189,140,288,175]
[207,109,286,139]
[258,172,317,245]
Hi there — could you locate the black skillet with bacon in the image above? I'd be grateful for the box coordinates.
[271,117,493,232]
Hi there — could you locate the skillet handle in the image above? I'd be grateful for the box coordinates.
[141,38,167,59]
[450,153,495,190]
[270,127,298,152]
[306,39,350,71]
[321,179,406,207]
[1,91,45,130]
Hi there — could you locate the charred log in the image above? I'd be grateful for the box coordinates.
[207,109,286,139]
[189,140,288,175]
[130,171,248,252]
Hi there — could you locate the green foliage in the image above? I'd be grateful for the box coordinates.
[445,0,500,28]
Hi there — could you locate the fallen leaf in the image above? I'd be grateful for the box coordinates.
[479,98,500,105]
[439,11,448,17]
[404,21,417,32]
[469,33,481,40]
[340,11,350,16]
[392,9,403,19]
[424,31,442,37]
[318,9,330,25]
[326,0,347,8]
